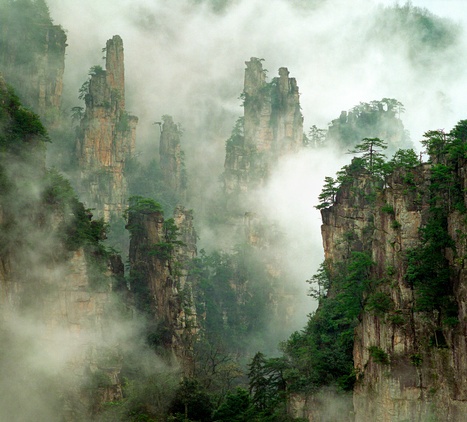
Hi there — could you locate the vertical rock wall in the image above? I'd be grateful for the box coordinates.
[128,203,197,367]
[320,163,467,421]
[159,115,187,201]
[76,35,138,220]
[0,6,66,125]
[224,57,303,195]
[0,65,124,421]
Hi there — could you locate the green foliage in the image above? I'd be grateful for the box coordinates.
[125,157,181,216]
[406,212,455,315]
[97,372,178,422]
[387,311,405,326]
[335,157,367,188]
[248,352,287,414]
[71,106,84,123]
[325,99,410,151]
[147,218,185,261]
[391,220,401,229]
[0,0,63,113]
[405,128,462,320]
[78,80,89,100]
[348,137,387,177]
[148,242,173,260]
[388,148,419,169]
[42,167,77,209]
[381,203,395,214]
[116,111,131,132]
[77,65,106,102]
[410,354,423,366]
[307,261,331,299]
[0,85,49,153]
[213,388,255,422]
[283,251,375,393]
[374,3,461,70]
[125,196,163,219]
[368,346,389,365]
[304,125,326,148]
[225,117,244,153]
[366,292,394,316]
[42,168,109,254]
[315,177,338,210]
[190,246,275,352]
[169,379,214,422]
[64,200,108,252]
[89,64,106,77]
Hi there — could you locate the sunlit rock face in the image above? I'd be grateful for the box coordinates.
[224,57,303,195]
[321,163,467,421]
[127,203,197,369]
[76,35,138,221]
[0,5,66,126]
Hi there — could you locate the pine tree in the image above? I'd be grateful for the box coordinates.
[349,137,387,176]
[316,176,338,210]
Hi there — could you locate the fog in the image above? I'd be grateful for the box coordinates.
[4,0,467,418]
[43,0,467,326]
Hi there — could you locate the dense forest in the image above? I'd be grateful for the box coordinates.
[1,1,467,421]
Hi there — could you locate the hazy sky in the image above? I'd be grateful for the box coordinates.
[378,0,467,20]
[45,0,467,322]
[47,0,467,149]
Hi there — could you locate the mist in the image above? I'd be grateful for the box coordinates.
[3,0,467,418]
[42,0,467,331]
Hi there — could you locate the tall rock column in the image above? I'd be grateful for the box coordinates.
[159,115,187,201]
[224,57,303,195]
[127,199,197,368]
[76,35,138,220]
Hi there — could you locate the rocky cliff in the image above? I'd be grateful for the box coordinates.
[0,0,66,125]
[0,74,123,421]
[159,115,187,201]
[320,144,467,420]
[325,99,410,153]
[127,198,197,367]
[224,57,303,195]
[76,35,138,221]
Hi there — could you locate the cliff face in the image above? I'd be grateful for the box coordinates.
[0,74,123,421]
[224,57,303,195]
[127,200,197,366]
[0,1,66,125]
[325,100,410,153]
[321,161,467,421]
[159,115,187,201]
[76,35,137,220]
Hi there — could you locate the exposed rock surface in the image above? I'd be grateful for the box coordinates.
[159,115,187,201]
[0,2,66,125]
[0,73,123,420]
[76,35,137,220]
[224,57,303,195]
[127,202,197,368]
[325,100,410,153]
[320,163,467,421]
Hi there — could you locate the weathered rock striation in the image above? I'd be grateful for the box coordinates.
[321,159,467,421]
[0,74,123,421]
[0,1,66,125]
[127,200,197,367]
[224,57,303,195]
[76,35,137,220]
